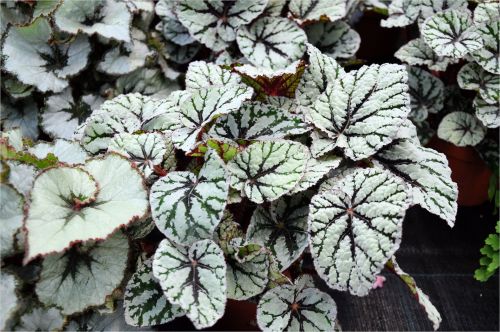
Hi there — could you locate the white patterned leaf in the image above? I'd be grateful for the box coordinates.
[257,276,337,332]
[28,139,89,165]
[142,90,191,132]
[290,155,342,194]
[156,16,195,46]
[225,238,269,300]
[98,36,153,75]
[54,0,132,42]
[306,64,410,160]
[373,138,458,226]
[15,307,65,332]
[310,130,337,158]
[124,259,184,327]
[395,38,458,71]
[309,168,410,296]
[296,44,345,108]
[152,239,227,329]
[457,62,499,105]
[288,0,346,24]
[108,132,173,178]
[422,9,483,59]
[36,232,129,315]
[0,184,24,258]
[172,85,253,152]
[25,154,148,262]
[176,0,268,51]
[408,66,444,122]
[472,20,500,74]
[185,61,241,90]
[151,150,229,244]
[237,17,307,70]
[42,88,103,139]
[474,95,500,129]
[0,272,19,330]
[2,18,91,93]
[437,111,486,147]
[4,161,37,198]
[248,191,312,271]
[306,21,361,59]
[228,141,309,204]
[1,100,39,140]
[209,102,309,141]
[114,67,181,97]
[473,2,500,25]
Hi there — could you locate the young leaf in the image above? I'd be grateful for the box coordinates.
[54,0,132,42]
[0,272,19,330]
[176,0,267,51]
[422,9,483,59]
[237,17,307,69]
[408,66,445,122]
[25,153,148,262]
[395,38,458,71]
[457,62,499,105]
[305,21,361,59]
[373,138,458,227]
[172,85,253,152]
[152,239,227,329]
[306,64,410,160]
[15,307,65,332]
[124,258,184,327]
[228,141,309,204]
[257,275,337,332]
[209,102,310,142]
[0,184,24,258]
[248,191,312,271]
[36,232,129,315]
[309,168,410,296]
[150,150,229,244]
[474,95,499,129]
[28,139,89,165]
[471,20,500,75]
[288,0,346,24]
[437,111,486,147]
[185,61,241,90]
[296,44,346,108]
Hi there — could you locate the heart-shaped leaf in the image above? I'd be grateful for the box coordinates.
[471,20,500,74]
[437,111,486,147]
[395,38,458,71]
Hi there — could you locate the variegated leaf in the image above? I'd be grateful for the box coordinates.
[310,130,338,158]
[474,95,500,129]
[0,184,24,258]
[4,161,37,197]
[28,139,89,165]
[473,2,500,25]
[472,20,500,74]
[0,272,19,330]
[306,21,361,59]
[172,85,253,152]
[257,275,337,332]
[150,150,228,244]
[395,38,458,71]
[124,259,184,327]
[25,154,148,262]
[373,138,458,226]
[437,111,486,147]
[408,66,444,122]
[306,64,410,160]
[209,102,309,141]
[237,17,307,70]
[176,0,268,51]
[214,211,244,253]
[290,155,342,194]
[288,0,346,24]
[36,232,129,315]
[228,141,309,204]
[309,168,410,296]
[152,239,227,329]
[422,9,483,59]
[185,61,241,90]
[248,191,312,271]
[457,62,499,105]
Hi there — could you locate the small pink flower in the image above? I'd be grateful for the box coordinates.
[372,275,386,289]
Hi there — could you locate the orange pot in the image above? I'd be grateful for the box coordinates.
[427,137,491,206]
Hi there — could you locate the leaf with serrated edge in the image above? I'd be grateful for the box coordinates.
[185,61,241,90]
[15,307,65,331]
[54,0,132,42]
[151,150,228,244]
[437,111,486,147]
[0,272,19,330]
[290,155,342,194]
[24,153,148,262]
[228,141,309,204]
[306,21,361,59]
[288,0,346,24]
[172,85,253,152]
[472,20,500,75]
[237,17,307,70]
[176,0,267,51]
[257,275,337,332]
[209,102,309,142]
[306,64,410,160]
[310,130,338,158]
[474,95,500,129]
[373,138,457,226]
[124,258,184,327]
[36,231,129,315]
[0,184,24,258]
[408,66,444,122]
[248,191,312,271]
[457,62,499,105]
[422,9,483,59]
[395,38,458,71]
[28,139,89,165]
[4,161,37,197]
[152,239,227,329]
[309,168,410,296]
